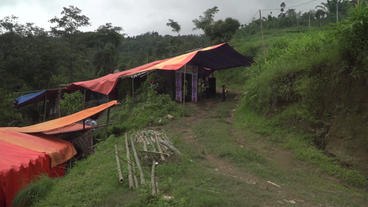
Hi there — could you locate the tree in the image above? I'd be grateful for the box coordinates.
[192,6,219,31]
[90,23,124,76]
[49,5,91,83]
[96,23,124,49]
[166,19,181,36]
[205,17,240,44]
[0,16,59,91]
[0,88,22,126]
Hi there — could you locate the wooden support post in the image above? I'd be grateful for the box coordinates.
[183,65,186,117]
[58,85,61,118]
[132,77,135,99]
[105,108,110,140]
[43,92,47,122]
[83,88,86,110]
[259,10,267,63]
[83,119,86,133]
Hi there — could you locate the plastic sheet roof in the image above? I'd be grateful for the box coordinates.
[3,100,117,133]
[68,43,253,95]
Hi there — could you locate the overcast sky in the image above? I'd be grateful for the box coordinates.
[0,0,322,37]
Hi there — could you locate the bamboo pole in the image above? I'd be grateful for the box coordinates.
[137,149,169,156]
[159,139,182,155]
[43,92,47,122]
[105,108,110,140]
[132,161,139,189]
[58,85,61,118]
[142,135,148,159]
[151,159,157,196]
[183,65,186,117]
[125,134,134,189]
[115,143,124,183]
[130,135,146,184]
[163,134,172,145]
[83,88,86,110]
[155,176,160,194]
[155,134,165,161]
[259,10,267,63]
[83,119,86,133]
[145,132,156,152]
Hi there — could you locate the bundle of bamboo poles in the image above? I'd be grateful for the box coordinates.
[115,130,182,195]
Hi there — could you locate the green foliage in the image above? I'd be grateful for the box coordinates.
[0,88,22,126]
[49,5,92,83]
[205,17,240,44]
[334,2,368,65]
[192,6,219,31]
[59,91,84,115]
[118,76,181,130]
[12,175,57,207]
[242,31,336,115]
[166,19,181,35]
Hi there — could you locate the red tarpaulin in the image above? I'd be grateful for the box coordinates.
[0,130,77,168]
[68,43,253,95]
[0,140,51,207]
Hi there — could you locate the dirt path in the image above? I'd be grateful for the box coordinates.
[161,91,368,206]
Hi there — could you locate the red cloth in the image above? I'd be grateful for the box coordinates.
[49,163,66,178]
[0,141,51,207]
[0,130,76,168]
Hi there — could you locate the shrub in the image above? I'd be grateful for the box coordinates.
[59,90,84,115]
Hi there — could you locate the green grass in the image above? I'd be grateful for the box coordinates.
[12,175,57,207]
[33,101,368,206]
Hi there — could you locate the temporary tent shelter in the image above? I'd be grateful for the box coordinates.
[0,100,118,207]
[67,43,253,96]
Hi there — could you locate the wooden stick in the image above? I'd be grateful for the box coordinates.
[132,161,139,189]
[163,134,173,145]
[130,135,146,184]
[155,134,165,161]
[125,134,134,189]
[151,159,157,196]
[142,135,148,159]
[155,176,160,194]
[137,149,170,156]
[159,139,182,155]
[144,132,156,152]
[115,143,124,183]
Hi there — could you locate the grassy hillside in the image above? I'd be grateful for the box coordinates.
[221,5,368,178]
[25,94,368,206]
[13,5,368,206]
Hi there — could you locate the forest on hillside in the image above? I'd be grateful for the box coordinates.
[0,0,366,127]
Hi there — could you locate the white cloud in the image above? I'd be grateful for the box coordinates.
[0,0,321,36]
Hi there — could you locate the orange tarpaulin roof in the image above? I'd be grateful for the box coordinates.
[2,100,117,134]
[0,130,76,168]
[68,43,253,95]
[43,123,96,135]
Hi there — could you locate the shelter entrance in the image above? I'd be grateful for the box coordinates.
[175,65,198,102]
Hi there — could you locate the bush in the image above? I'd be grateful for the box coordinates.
[59,90,84,115]
[118,77,181,131]
[0,88,22,127]
[334,3,368,65]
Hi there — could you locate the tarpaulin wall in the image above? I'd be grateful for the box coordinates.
[0,141,52,207]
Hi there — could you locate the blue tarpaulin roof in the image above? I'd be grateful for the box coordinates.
[14,90,46,108]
